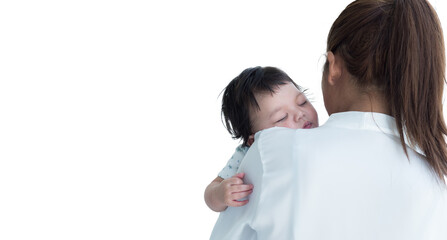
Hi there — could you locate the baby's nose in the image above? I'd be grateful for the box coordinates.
[293,111,304,122]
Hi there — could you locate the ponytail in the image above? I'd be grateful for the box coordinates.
[388,0,447,182]
[327,0,447,182]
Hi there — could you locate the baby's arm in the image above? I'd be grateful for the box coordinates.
[204,172,254,212]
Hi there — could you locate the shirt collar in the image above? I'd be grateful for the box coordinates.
[323,111,424,156]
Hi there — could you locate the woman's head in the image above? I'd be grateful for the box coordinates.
[324,0,447,181]
[222,66,318,146]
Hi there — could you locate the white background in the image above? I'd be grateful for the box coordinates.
[1,1,446,239]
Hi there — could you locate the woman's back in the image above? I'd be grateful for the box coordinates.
[211,112,447,239]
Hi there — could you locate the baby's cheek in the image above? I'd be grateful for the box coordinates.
[274,122,287,128]
[308,107,319,124]
[278,122,298,129]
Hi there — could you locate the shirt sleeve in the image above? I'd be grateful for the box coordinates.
[210,141,262,240]
[210,127,298,240]
[218,145,249,179]
[248,128,298,239]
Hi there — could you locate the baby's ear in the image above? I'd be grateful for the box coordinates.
[247,135,255,146]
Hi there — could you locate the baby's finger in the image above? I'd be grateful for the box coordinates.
[231,184,253,193]
[232,189,253,201]
[222,178,242,188]
[226,178,243,186]
[233,172,245,179]
[228,199,249,207]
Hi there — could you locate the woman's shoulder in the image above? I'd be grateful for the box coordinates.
[254,127,312,142]
[254,127,299,149]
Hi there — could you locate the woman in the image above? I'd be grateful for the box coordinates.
[210,0,447,239]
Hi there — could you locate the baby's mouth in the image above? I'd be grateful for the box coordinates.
[302,121,313,129]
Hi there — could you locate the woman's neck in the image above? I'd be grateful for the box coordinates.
[344,91,391,116]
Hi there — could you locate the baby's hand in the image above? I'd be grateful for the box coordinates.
[217,172,254,207]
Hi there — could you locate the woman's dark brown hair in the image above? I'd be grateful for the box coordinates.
[326,0,447,182]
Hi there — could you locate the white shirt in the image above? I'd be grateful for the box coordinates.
[210,111,447,240]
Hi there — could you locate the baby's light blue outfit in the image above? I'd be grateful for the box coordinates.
[218,145,249,179]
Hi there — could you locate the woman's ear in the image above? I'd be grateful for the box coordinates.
[247,134,255,147]
[326,51,342,86]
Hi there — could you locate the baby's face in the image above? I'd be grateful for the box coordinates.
[249,82,319,134]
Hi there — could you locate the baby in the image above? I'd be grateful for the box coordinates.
[204,66,319,212]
